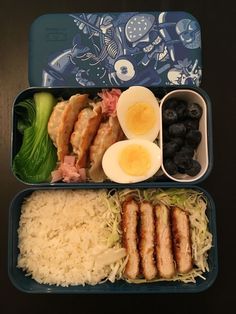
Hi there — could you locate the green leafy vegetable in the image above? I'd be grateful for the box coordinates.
[15,98,36,134]
[13,92,57,183]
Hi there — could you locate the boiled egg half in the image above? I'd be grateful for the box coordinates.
[102,139,162,183]
[117,86,160,141]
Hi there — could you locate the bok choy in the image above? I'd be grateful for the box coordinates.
[13,92,57,183]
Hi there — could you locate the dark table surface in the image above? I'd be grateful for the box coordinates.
[1,0,236,313]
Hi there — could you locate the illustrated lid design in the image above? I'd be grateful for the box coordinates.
[29,12,202,88]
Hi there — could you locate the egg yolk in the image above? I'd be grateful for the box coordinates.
[118,144,151,176]
[125,103,156,135]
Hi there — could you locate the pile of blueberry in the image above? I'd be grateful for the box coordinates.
[162,97,203,177]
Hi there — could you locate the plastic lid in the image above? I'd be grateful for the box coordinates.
[29,12,202,88]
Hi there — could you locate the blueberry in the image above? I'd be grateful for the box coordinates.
[164,159,178,175]
[169,123,186,137]
[176,100,187,120]
[185,130,202,148]
[163,109,178,125]
[163,127,171,142]
[163,141,179,158]
[178,166,187,174]
[171,137,184,150]
[164,98,179,110]
[186,160,201,176]
[179,145,194,158]
[184,119,199,131]
[173,152,193,170]
[187,103,203,119]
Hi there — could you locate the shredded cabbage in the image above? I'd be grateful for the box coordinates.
[98,191,126,283]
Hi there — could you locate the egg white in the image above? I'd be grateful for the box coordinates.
[117,86,160,141]
[102,139,162,184]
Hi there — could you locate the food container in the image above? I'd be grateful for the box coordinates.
[160,89,212,182]
[8,186,218,294]
[11,85,213,186]
[9,11,217,294]
[11,11,210,186]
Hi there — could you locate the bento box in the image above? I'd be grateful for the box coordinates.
[8,186,218,293]
[10,11,213,186]
[9,11,217,294]
[11,85,213,186]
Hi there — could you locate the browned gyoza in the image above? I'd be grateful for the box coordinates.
[89,116,124,182]
[171,206,193,274]
[70,103,102,169]
[122,199,139,280]
[48,94,88,161]
[139,202,157,280]
[155,203,176,278]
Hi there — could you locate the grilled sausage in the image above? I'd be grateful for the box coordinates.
[122,199,139,279]
[155,203,175,278]
[171,206,193,274]
[139,202,157,280]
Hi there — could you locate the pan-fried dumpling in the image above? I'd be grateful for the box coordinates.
[70,103,102,169]
[48,94,88,161]
[88,116,124,182]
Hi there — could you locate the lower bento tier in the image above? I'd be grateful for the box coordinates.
[9,187,217,293]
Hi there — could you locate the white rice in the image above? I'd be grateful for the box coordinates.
[17,189,125,286]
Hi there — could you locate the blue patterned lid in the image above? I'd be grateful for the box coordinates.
[29,12,202,88]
